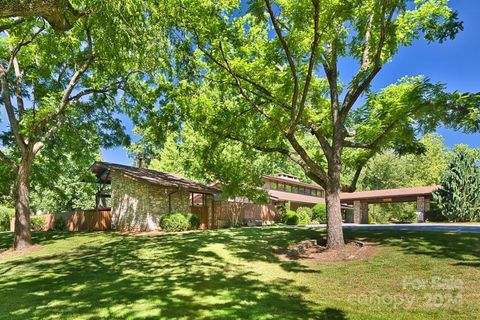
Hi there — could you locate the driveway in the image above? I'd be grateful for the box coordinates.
[303,223,480,233]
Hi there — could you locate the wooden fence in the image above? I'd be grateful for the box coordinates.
[10,209,112,232]
[214,202,277,227]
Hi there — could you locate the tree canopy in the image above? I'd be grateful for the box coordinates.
[0,0,167,248]
[132,0,476,248]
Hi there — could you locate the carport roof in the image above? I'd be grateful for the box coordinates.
[340,186,438,204]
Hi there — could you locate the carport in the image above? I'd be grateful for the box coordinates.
[340,186,438,224]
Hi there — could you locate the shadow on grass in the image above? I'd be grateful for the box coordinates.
[0,228,329,319]
[343,228,480,267]
[0,231,80,251]
[1,226,478,319]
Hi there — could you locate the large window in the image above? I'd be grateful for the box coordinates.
[268,180,325,198]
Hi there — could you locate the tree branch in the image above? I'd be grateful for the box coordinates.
[0,64,26,151]
[264,0,299,114]
[68,70,143,102]
[12,55,25,117]
[289,0,321,134]
[0,149,18,171]
[0,17,25,32]
[6,23,46,73]
[195,41,288,111]
[308,121,332,161]
[218,43,284,130]
[342,160,368,192]
[285,132,329,184]
[35,54,94,133]
[340,1,396,121]
[0,0,82,32]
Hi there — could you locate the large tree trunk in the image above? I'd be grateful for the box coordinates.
[325,144,345,249]
[325,184,345,249]
[13,151,33,250]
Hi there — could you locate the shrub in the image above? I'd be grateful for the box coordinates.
[54,215,66,231]
[160,213,190,232]
[424,203,447,222]
[395,210,417,223]
[188,213,201,230]
[296,207,312,224]
[312,203,327,224]
[283,210,299,225]
[31,216,45,231]
[0,206,14,231]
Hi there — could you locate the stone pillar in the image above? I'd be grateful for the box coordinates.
[360,202,369,224]
[353,201,361,224]
[425,198,431,213]
[416,196,426,223]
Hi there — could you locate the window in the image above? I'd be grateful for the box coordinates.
[271,181,278,190]
[285,184,292,192]
[190,193,206,207]
[292,185,298,193]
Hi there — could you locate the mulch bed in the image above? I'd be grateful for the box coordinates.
[277,239,378,264]
[0,245,43,261]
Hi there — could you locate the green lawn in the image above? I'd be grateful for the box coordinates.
[0,227,479,319]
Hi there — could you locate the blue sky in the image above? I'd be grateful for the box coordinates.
[2,0,479,166]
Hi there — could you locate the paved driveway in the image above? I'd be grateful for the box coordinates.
[304,223,480,233]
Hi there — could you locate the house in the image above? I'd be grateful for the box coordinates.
[262,173,325,210]
[90,162,221,231]
[212,173,326,227]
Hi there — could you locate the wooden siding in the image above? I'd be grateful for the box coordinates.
[214,202,277,227]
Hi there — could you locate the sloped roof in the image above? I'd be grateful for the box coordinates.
[90,162,221,194]
[263,175,325,190]
[268,189,325,204]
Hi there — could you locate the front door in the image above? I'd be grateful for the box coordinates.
[191,206,209,230]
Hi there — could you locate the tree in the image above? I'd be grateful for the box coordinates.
[1,122,102,213]
[0,0,81,32]
[358,134,449,191]
[0,2,163,249]
[433,147,480,222]
[144,124,309,202]
[156,0,471,248]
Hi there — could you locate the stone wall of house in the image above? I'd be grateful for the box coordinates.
[111,172,191,231]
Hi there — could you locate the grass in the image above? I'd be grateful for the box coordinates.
[0,227,479,319]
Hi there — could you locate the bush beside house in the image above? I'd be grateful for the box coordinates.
[283,210,299,225]
[296,207,312,224]
[312,203,327,224]
[159,212,201,232]
[279,205,328,225]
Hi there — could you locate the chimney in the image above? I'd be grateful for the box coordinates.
[138,157,143,168]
